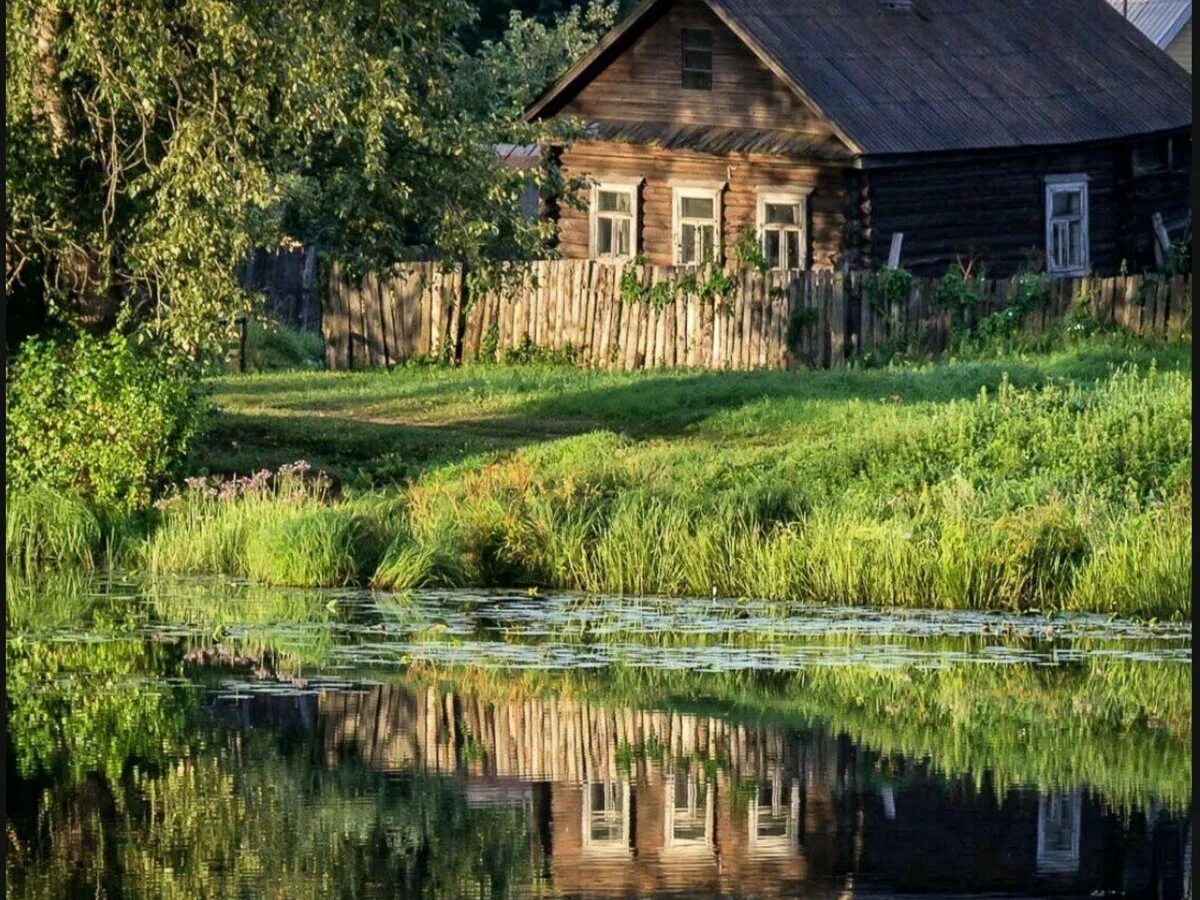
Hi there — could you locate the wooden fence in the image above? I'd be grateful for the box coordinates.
[321,260,1191,371]
[240,246,321,332]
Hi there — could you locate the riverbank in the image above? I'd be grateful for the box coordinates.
[8,335,1192,617]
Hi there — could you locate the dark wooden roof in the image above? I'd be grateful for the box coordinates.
[582,120,854,160]
[526,0,1192,156]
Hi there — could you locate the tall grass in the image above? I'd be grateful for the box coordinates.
[374,367,1191,616]
[5,487,103,570]
[142,464,394,587]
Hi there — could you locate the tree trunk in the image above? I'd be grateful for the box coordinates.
[32,4,71,155]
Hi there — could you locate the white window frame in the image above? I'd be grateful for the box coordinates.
[756,190,811,270]
[673,185,723,266]
[581,779,632,857]
[663,767,714,853]
[589,181,639,261]
[747,770,800,858]
[1044,175,1090,276]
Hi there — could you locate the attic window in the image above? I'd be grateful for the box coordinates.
[1133,140,1171,175]
[682,29,712,90]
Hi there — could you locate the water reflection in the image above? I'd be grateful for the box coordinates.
[183,679,1190,898]
[4,580,1192,898]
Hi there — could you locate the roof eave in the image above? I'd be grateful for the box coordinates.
[521,0,866,157]
[522,0,666,123]
[1159,7,1191,47]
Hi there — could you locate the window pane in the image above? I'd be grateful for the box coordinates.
[764,230,782,269]
[785,230,801,269]
[681,223,697,264]
[1133,141,1170,175]
[681,196,714,219]
[700,225,715,263]
[616,218,631,256]
[1068,220,1082,267]
[598,190,631,213]
[765,203,799,225]
[597,218,614,256]
[681,29,711,90]
[1052,190,1081,217]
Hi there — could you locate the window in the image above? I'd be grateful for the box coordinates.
[747,770,800,858]
[664,768,714,852]
[674,186,722,265]
[1036,791,1082,875]
[1133,140,1171,176]
[1045,175,1089,276]
[682,29,712,90]
[1133,137,1191,175]
[757,193,808,270]
[590,182,638,260]
[581,780,632,856]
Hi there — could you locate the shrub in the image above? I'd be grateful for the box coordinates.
[243,320,324,372]
[6,334,205,511]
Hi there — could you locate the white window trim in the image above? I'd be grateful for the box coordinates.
[663,769,714,853]
[673,185,723,266]
[1044,174,1090,277]
[581,779,632,857]
[589,181,640,261]
[756,190,811,271]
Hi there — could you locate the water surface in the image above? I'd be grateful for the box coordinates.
[6,577,1192,898]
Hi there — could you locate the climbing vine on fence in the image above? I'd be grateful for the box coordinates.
[974,271,1050,338]
[932,262,984,323]
[864,267,913,317]
[618,255,738,312]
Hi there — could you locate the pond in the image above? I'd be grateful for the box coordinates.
[5,575,1192,898]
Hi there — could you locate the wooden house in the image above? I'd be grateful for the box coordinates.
[524,0,1192,277]
[1109,0,1192,72]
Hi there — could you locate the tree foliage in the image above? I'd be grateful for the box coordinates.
[459,0,620,119]
[5,0,579,355]
[5,333,206,511]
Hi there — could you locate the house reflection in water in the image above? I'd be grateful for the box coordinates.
[228,682,1188,898]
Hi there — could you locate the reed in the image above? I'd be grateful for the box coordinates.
[5,487,103,571]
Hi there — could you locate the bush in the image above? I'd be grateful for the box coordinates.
[243,320,324,372]
[6,334,205,511]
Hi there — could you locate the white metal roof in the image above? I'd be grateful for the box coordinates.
[1107,0,1191,47]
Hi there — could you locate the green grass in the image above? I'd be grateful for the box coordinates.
[30,333,1194,616]
[5,486,104,571]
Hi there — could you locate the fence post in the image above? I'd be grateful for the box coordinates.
[831,272,846,367]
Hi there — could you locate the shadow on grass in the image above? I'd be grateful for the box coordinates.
[194,343,1190,483]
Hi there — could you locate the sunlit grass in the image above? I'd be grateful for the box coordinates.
[5,486,104,571]
[20,335,1191,615]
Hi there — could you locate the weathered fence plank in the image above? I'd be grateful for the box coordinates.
[323,261,1191,370]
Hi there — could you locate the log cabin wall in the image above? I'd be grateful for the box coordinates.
[550,0,853,269]
[557,141,850,268]
[864,132,1191,277]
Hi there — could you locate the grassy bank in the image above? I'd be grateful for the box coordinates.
[8,335,1192,617]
